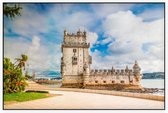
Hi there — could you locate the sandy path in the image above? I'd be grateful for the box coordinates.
[4,90,164,109]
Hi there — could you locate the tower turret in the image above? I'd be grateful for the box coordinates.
[133,61,141,74]
[125,65,129,72]
[133,60,142,83]
[77,29,82,36]
[83,30,86,37]
[111,66,115,73]
[64,29,67,36]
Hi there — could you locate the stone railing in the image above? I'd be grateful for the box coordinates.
[62,42,90,48]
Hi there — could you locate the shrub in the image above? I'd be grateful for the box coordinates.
[3,56,28,93]
[25,90,49,93]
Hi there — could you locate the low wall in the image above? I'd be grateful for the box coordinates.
[61,83,83,88]
[55,88,164,101]
[85,84,142,90]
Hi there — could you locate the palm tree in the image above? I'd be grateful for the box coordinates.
[15,54,28,70]
[3,4,22,19]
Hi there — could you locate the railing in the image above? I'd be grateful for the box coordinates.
[62,42,90,48]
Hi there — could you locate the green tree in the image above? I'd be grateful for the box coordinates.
[15,54,28,70]
[3,4,22,19]
[3,54,28,93]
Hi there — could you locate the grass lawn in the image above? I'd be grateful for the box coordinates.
[4,92,51,102]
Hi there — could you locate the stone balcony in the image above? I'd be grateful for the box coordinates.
[62,42,90,48]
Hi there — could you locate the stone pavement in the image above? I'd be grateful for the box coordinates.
[25,80,54,90]
[4,90,164,109]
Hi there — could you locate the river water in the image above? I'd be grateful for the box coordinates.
[141,79,164,89]
[141,79,164,96]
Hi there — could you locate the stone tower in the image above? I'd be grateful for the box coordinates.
[61,29,92,88]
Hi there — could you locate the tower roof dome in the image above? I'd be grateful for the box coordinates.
[133,60,140,69]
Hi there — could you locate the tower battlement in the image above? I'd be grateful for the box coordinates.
[90,68,133,75]
[64,29,86,37]
[63,29,87,45]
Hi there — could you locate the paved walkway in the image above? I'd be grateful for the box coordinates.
[4,90,164,109]
[25,80,53,90]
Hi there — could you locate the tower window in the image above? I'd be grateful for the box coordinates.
[120,81,125,84]
[112,81,115,83]
[95,80,98,83]
[73,49,76,53]
[103,80,106,83]
[130,80,133,83]
[72,56,77,65]
[73,57,77,60]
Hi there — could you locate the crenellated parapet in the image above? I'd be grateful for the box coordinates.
[90,67,134,76]
[89,61,142,86]
[63,29,87,45]
[62,29,90,48]
[64,31,86,37]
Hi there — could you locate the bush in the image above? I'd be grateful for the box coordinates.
[25,90,49,93]
[3,57,27,93]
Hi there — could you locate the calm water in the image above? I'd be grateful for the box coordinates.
[141,79,164,89]
[141,79,164,96]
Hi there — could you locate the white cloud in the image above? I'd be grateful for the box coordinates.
[100,37,113,45]
[4,36,61,73]
[26,36,61,72]
[91,10,164,72]
[90,49,110,69]
[87,32,98,47]
[9,6,50,37]
[137,8,164,21]
[28,36,40,52]
[4,37,30,62]
[91,4,132,18]
[47,5,96,34]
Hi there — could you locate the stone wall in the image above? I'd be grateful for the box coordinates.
[62,75,83,88]
[89,69,139,85]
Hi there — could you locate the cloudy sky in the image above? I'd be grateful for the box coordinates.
[4,3,164,73]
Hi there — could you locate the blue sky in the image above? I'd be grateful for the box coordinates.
[4,3,164,73]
